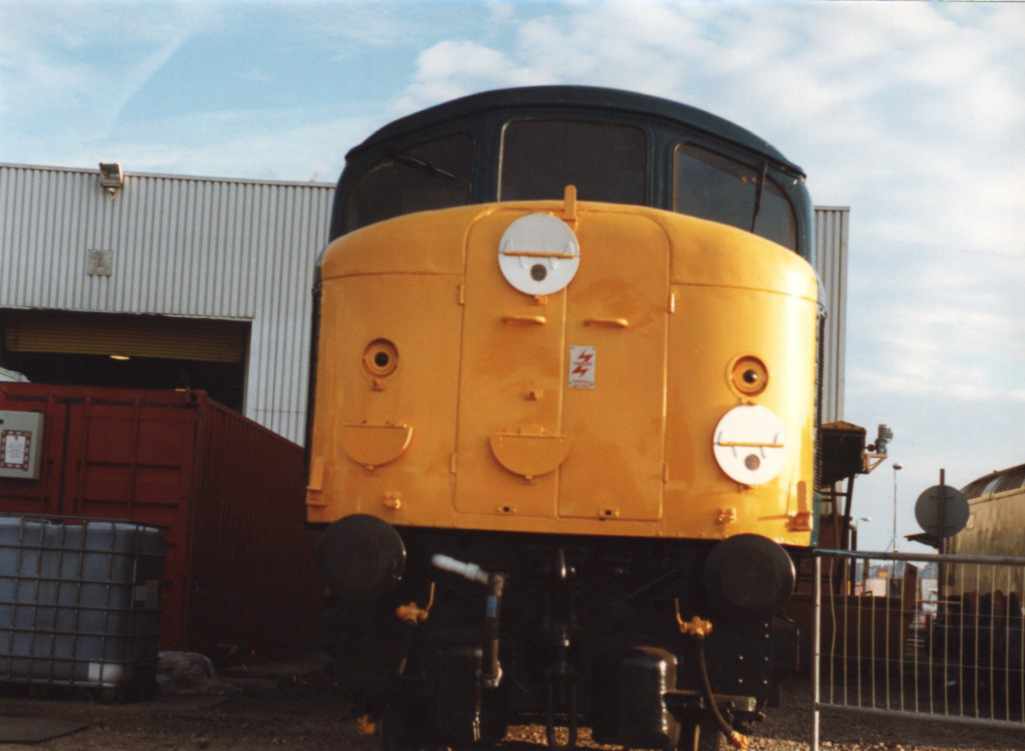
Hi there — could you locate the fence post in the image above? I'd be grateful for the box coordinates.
[813,554,821,751]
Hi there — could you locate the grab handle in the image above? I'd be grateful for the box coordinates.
[502,314,547,326]
[583,317,629,329]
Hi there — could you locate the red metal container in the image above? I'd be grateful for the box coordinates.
[0,384,321,660]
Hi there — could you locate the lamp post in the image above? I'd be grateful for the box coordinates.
[891,463,903,551]
[851,516,871,584]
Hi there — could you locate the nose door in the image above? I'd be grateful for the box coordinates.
[557,212,670,521]
[454,209,669,524]
[453,211,569,519]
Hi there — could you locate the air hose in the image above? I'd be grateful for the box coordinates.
[695,638,749,751]
[674,601,748,751]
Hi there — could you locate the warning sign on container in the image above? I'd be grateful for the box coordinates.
[0,431,31,471]
[569,345,596,389]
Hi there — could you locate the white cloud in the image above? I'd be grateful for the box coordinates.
[487,1,515,23]
[392,41,537,114]
[418,41,510,81]
[847,253,1025,404]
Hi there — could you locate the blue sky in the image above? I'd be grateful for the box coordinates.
[2,0,1024,550]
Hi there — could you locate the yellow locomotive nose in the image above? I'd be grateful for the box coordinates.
[307,196,817,544]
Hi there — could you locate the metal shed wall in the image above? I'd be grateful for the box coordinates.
[813,206,849,423]
[0,164,333,443]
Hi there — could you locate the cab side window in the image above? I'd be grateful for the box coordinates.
[345,133,474,230]
[674,144,796,250]
[961,478,989,499]
[994,466,1025,494]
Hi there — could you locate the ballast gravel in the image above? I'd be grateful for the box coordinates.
[1,669,1021,751]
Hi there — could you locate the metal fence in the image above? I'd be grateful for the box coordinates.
[812,549,1025,750]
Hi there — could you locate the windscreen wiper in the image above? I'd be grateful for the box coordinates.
[750,160,768,232]
[390,151,459,181]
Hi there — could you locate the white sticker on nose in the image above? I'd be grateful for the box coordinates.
[498,213,580,296]
[568,345,596,389]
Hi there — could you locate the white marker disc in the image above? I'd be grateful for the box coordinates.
[713,405,786,486]
[498,213,580,296]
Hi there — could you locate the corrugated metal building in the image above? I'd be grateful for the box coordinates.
[814,206,850,423]
[0,163,332,443]
[0,162,848,443]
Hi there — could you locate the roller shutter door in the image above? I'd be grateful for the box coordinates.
[4,311,247,363]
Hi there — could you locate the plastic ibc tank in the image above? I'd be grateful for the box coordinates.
[0,515,166,699]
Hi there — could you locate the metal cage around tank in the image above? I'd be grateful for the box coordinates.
[0,514,165,697]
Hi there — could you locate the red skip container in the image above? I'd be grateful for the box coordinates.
[0,384,321,661]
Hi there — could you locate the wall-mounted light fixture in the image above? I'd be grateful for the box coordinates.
[874,424,894,455]
[109,354,131,361]
[98,162,124,196]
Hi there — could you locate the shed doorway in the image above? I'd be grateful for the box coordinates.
[0,310,250,411]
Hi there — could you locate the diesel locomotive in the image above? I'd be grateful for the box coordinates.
[938,463,1025,717]
[305,87,820,751]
